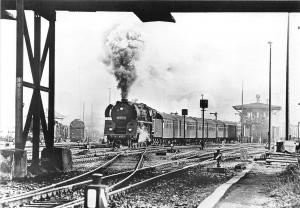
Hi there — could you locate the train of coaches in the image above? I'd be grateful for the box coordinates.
[52,119,85,143]
[104,99,242,147]
[47,99,298,145]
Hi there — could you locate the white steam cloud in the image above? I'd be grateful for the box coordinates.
[137,125,150,143]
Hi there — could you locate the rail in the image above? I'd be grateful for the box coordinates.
[108,149,147,191]
[1,145,264,208]
[0,154,120,207]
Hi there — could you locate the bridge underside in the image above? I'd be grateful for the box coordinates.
[2,0,300,12]
[0,0,299,170]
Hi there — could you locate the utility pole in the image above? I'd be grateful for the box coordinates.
[241,82,244,141]
[298,103,300,142]
[83,102,85,123]
[268,41,272,150]
[298,122,300,142]
[285,13,290,140]
[201,95,204,140]
[89,104,93,147]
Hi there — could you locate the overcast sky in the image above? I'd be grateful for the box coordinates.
[1,12,300,134]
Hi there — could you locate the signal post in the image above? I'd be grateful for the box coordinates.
[182,109,188,145]
[200,95,208,149]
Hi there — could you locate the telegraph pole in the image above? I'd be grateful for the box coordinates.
[241,82,244,140]
[89,104,93,148]
[298,103,300,142]
[298,122,300,142]
[285,13,290,140]
[83,102,85,123]
[268,41,272,150]
[201,95,204,140]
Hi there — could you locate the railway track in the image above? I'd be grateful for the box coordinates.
[63,146,265,208]
[0,144,264,208]
[0,146,173,208]
[106,147,265,202]
[40,150,218,208]
[0,151,143,208]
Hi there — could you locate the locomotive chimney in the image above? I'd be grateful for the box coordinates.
[121,98,128,103]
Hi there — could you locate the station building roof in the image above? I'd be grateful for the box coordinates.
[223,120,239,126]
[233,102,281,111]
[206,119,217,125]
[185,116,196,122]
[160,112,177,121]
[190,117,203,123]
[215,120,225,125]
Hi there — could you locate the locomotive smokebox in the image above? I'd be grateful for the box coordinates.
[121,98,128,103]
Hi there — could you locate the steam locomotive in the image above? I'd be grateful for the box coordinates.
[104,99,241,146]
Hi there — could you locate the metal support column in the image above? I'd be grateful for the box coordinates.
[48,13,56,149]
[15,0,24,150]
[32,13,41,168]
[13,4,56,171]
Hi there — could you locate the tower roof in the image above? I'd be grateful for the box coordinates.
[233,102,281,111]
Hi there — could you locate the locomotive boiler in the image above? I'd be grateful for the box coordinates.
[104,99,160,146]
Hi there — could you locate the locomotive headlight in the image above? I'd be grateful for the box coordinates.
[109,127,113,131]
[128,128,132,132]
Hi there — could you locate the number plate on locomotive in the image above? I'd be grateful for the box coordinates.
[116,116,127,120]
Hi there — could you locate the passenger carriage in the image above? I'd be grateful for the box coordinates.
[160,113,175,144]
[224,121,239,143]
[184,117,196,144]
[206,119,217,141]
[192,117,207,143]
[215,120,225,142]
[104,99,241,146]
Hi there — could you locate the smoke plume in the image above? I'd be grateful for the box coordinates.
[103,25,144,99]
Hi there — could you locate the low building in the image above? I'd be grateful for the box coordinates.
[233,95,281,143]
